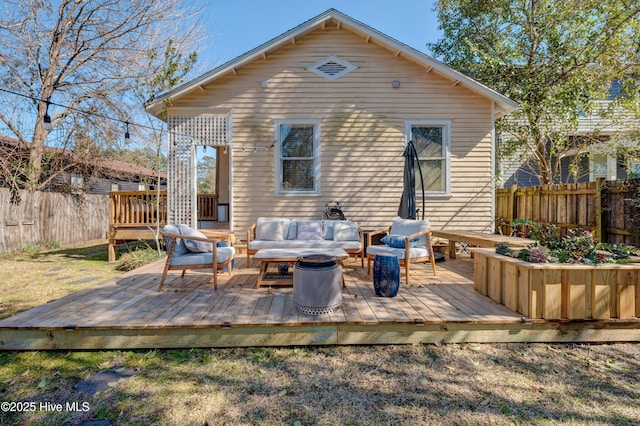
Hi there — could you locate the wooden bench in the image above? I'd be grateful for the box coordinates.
[431,230,534,259]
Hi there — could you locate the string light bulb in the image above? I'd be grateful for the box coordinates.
[43,101,53,131]
[124,122,130,143]
[0,88,231,146]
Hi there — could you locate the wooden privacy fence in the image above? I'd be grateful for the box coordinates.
[496,178,640,247]
[0,188,109,253]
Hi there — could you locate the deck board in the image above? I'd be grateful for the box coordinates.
[1,255,638,350]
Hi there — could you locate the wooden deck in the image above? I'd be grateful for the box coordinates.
[1,256,638,350]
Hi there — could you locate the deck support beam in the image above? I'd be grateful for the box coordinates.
[2,321,639,350]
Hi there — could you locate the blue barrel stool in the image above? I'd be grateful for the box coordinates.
[373,254,400,297]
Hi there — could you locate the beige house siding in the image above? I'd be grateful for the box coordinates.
[169,24,495,233]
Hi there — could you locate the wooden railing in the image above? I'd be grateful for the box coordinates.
[197,194,218,220]
[109,190,168,229]
[109,191,219,229]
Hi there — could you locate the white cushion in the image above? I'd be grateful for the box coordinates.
[390,219,431,247]
[256,218,289,241]
[296,220,324,241]
[333,221,360,241]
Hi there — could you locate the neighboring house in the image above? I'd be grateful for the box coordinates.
[498,79,640,188]
[0,136,166,195]
[146,9,518,233]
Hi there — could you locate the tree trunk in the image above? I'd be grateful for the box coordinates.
[27,102,51,190]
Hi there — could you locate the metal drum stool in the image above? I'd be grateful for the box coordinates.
[293,255,343,315]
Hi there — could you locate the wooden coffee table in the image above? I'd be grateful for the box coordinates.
[254,248,349,288]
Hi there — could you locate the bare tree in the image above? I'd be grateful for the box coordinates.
[0,0,203,199]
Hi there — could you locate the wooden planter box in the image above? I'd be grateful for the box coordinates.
[472,248,640,320]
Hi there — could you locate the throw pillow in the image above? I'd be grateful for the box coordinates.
[296,220,324,241]
[381,234,418,249]
[177,224,212,253]
[286,221,298,240]
[333,222,359,241]
[256,218,286,241]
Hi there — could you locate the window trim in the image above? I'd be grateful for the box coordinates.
[405,120,452,197]
[274,119,321,196]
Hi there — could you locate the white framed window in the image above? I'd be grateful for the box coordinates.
[70,173,84,194]
[405,120,451,196]
[275,120,321,195]
[628,160,640,178]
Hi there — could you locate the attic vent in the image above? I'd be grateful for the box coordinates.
[307,55,357,81]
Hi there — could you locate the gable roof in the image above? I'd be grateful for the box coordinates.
[146,9,518,118]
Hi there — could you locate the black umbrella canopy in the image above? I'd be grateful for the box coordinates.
[397,141,425,220]
[398,142,417,219]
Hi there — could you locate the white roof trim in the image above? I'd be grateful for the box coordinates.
[146,9,518,117]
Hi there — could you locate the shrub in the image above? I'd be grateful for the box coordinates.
[20,243,39,253]
[115,247,163,272]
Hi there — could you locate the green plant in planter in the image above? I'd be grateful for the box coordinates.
[596,242,640,260]
[504,219,636,264]
[495,241,511,256]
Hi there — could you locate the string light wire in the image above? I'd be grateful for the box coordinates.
[0,88,279,151]
[0,87,225,145]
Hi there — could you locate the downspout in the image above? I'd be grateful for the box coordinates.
[227,109,234,232]
[491,102,496,232]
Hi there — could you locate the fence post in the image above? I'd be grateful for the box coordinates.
[509,184,518,223]
[595,178,605,243]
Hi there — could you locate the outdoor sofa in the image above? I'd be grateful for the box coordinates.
[246,218,364,267]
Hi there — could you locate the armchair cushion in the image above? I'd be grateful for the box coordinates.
[177,224,212,253]
[169,247,236,266]
[366,245,430,260]
[162,224,189,255]
[381,234,418,248]
[390,219,431,248]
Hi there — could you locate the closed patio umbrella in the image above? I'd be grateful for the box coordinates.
[397,141,424,220]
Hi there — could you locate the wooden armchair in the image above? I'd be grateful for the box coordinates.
[366,219,437,284]
[158,225,235,292]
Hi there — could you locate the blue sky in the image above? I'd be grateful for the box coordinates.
[197,1,442,71]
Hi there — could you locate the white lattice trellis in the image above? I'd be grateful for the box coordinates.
[167,113,232,226]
